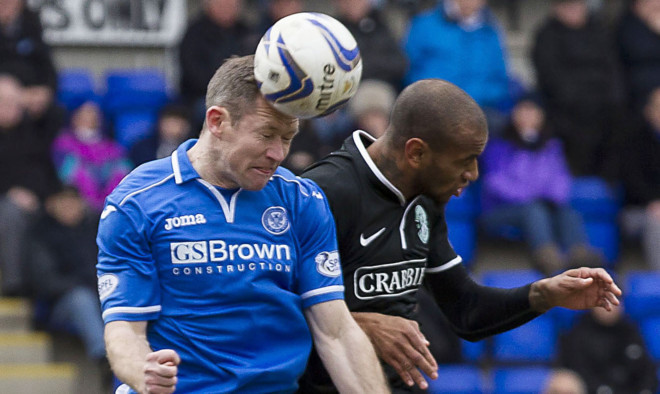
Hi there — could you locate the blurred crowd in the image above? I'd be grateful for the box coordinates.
[1,0,659,391]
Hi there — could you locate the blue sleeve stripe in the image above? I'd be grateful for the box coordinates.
[425,256,463,274]
[301,285,344,300]
[102,305,162,320]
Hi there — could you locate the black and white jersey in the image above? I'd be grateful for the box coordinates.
[302,131,462,319]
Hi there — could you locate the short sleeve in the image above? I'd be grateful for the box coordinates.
[96,201,161,323]
[292,180,345,309]
[425,214,462,274]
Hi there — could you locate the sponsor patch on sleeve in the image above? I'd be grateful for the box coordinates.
[314,251,341,277]
[98,274,119,301]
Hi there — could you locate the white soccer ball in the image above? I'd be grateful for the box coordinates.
[254,12,362,119]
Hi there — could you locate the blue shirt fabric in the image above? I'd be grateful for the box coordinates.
[403,2,511,110]
[97,139,344,393]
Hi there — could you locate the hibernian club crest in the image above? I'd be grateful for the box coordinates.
[414,205,429,244]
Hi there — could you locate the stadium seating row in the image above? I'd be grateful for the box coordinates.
[446,177,623,267]
[56,68,170,149]
[459,270,660,364]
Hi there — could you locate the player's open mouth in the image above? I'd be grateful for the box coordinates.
[453,187,464,197]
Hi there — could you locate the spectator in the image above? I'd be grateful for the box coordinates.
[129,103,193,167]
[403,0,512,134]
[532,0,625,179]
[616,0,660,115]
[347,79,397,138]
[51,100,132,213]
[255,0,303,35]
[0,0,64,138]
[24,185,110,386]
[333,0,408,91]
[620,87,660,270]
[480,93,602,275]
[280,119,323,175]
[0,74,58,296]
[556,305,658,394]
[542,369,587,394]
[178,0,259,129]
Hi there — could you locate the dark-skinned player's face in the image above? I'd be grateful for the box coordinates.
[417,127,488,205]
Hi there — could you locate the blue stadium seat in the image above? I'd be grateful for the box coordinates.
[461,339,487,363]
[492,314,557,363]
[570,177,623,264]
[427,364,487,394]
[56,68,97,111]
[624,271,660,323]
[102,68,169,118]
[446,182,481,265]
[640,317,660,361]
[480,269,543,289]
[114,111,157,149]
[492,366,551,394]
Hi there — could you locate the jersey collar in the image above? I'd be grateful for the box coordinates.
[352,130,407,206]
[171,139,201,185]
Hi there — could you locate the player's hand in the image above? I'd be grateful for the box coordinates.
[351,312,438,389]
[142,349,180,394]
[530,267,622,313]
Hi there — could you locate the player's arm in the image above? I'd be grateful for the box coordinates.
[351,311,438,390]
[304,300,390,393]
[426,264,622,341]
[105,320,180,394]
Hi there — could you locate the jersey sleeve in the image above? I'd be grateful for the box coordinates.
[425,213,462,274]
[292,179,345,309]
[96,200,161,324]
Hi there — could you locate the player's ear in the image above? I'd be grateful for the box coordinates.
[206,106,231,137]
[404,138,429,169]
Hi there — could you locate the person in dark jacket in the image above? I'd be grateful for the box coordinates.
[0,74,58,296]
[620,86,660,270]
[129,103,193,167]
[616,0,660,115]
[0,0,63,138]
[333,0,408,91]
[532,0,625,179]
[25,185,105,361]
[178,0,259,129]
[557,305,658,394]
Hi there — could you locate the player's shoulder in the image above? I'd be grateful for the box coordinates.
[269,166,326,200]
[106,157,175,206]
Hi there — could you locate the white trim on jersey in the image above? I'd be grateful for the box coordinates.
[399,195,424,250]
[119,175,174,206]
[172,149,183,184]
[196,179,241,223]
[271,174,310,197]
[300,285,345,300]
[352,131,406,206]
[101,305,162,320]
[425,255,463,274]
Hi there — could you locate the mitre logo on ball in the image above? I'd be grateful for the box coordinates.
[254,12,362,119]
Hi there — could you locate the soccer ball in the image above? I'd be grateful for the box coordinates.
[254,12,362,119]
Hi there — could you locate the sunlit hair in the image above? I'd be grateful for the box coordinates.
[204,55,260,128]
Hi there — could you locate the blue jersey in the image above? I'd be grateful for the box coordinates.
[97,139,344,393]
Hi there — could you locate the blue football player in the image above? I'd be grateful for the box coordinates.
[96,55,389,394]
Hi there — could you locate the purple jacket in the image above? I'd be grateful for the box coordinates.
[481,137,572,211]
[51,130,132,211]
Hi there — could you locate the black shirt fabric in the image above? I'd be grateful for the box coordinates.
[298,131,537,393]
[303,131,460,318]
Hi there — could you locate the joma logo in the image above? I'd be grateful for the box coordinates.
[164,214,207,230]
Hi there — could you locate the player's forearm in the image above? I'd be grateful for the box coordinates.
[104,320,152,394]
[316,318,390,393]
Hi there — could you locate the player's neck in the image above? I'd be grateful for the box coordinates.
[367,140,415,202]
